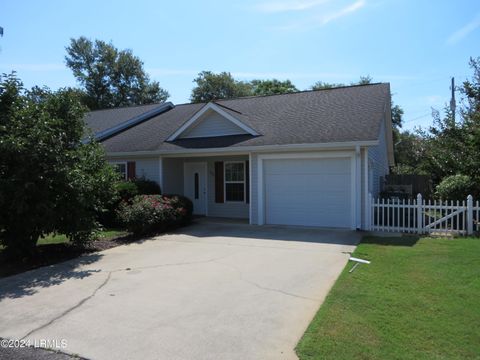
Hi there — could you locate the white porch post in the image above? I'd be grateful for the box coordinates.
[355,145,361,229]
[363,148,369,230]
[249,153,253,225]
[158,156,164,192]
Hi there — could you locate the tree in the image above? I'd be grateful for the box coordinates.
[190,71,251,103]
[0,73,118,256]
[65,37,169,110]
[310,75,373,90]
[356,75,373,85]
[310,81,344,90]
[391,102,404,128]
[250,79,298,96]
[391,130,426,174]
[417,57,480,196]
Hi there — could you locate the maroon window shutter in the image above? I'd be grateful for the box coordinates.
[215,161,224,203]
[245,160,250,204]
[127,161,136,180]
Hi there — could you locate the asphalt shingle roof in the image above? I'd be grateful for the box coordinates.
[89,83,390,153]
[84,103,162,135]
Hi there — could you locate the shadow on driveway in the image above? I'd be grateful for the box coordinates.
[169,218,361,247]
[0,253,103,300]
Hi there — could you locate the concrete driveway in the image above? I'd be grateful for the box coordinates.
[0,220,360,360]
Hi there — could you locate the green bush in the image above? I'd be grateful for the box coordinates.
[0,74,117,256]
[116,181,139,202]
[435,174,475,200]
[132,177,161,195]
[117,195,193,235]
[98,179,162,227]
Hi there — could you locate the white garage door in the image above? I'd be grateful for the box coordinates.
[264,157,352,228]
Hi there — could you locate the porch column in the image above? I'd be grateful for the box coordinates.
[363,148,369,230]
[355,145,361,229]
[158,156,164,192]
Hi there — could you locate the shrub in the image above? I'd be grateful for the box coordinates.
[0,74,117,256]
[132,177,161,195]
[435,174,475,200]
[117,194,193,235]
[116,181,139,202]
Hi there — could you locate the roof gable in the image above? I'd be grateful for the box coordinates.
[167,103,259,141]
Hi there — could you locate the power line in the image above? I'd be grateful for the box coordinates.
[403,113,431,124]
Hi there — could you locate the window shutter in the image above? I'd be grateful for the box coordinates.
[214,161,224,203]
[127,161,136,180]
[245,160,250,204]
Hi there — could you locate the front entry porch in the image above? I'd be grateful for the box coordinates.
[161,154,251,222]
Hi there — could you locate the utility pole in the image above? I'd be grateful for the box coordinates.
[450,77,456,124]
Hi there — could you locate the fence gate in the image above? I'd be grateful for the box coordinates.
[368,194,479,235]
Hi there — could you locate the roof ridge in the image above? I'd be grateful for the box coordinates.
[87,102,165,113]
[218,82,388,102]
[212,101,243,114]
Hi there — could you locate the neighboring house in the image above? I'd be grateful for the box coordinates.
[84,83,394,229]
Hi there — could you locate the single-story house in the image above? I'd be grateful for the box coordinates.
[84,83,394,230]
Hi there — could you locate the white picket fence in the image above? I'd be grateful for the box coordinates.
[368,194,480,235]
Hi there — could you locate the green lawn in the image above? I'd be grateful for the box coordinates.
[296,236,480,360]
[37,229,127,246]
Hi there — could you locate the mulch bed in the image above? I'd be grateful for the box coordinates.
[0,234,139,279]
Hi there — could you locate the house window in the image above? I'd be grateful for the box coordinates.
[225,161,245,202]
[111,162,127,180]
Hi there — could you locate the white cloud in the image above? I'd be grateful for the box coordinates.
[0,63,65,72]
[254,0,330,13]
[446,12,480,45]
[147,68,198,77]
[272,0,366,31]
[424,95,445,106]
[147,68,416,82]
[232,71,352,79]
[321,0,365,25]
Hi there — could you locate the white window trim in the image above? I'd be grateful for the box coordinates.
[224,161,246,203]
[109,161,128,180]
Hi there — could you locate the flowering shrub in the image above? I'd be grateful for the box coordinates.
[117,194,193,235]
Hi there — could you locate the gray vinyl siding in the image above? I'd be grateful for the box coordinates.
[135,158,160,184]
[180,111,247,138]
[179,156,249,219]
[107,157,160,184]
[162,158,184,194]
[368,120,389,197]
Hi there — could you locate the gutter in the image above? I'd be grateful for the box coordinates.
[84,102,175,143]
[105,140,380,158]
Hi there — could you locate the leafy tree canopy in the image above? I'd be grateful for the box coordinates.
[65,37,169,110]
[0,73,118,256]
[412,57,480,196]
[190,72,300,102]
[190,71,251,103]
[250,79,298,96]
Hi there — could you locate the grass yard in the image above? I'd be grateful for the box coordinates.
[296,236,480,360]
[0,229,129,278]
[37,229,127,246]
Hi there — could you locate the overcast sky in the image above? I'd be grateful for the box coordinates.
[1,0,479,130]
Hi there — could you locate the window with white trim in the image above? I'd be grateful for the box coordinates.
[224,161,245,202]
[111,162,127,180]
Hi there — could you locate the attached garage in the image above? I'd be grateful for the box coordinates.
[260,154,355,229]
